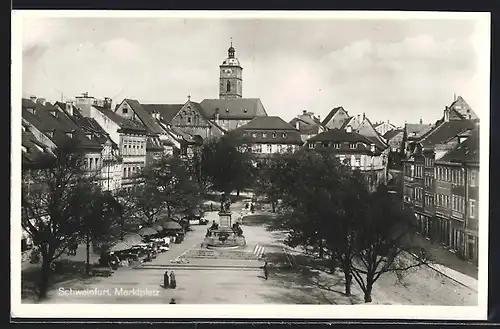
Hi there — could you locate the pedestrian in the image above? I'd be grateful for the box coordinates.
[170,271,177,289]
[210,203,213,212]
[169,298,176,304]
[245,202,249,210]
[262,261,269,280]
[250,203,255,214]
[163,270,170,289]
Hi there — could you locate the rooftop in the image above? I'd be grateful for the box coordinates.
[123,99,165,135]
[419,120,478,148]
[437,127,479,164]
[200,98,268,120]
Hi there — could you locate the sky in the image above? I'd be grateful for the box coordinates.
[20,13,489,126]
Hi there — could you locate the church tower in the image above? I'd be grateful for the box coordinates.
[219,40,243,100]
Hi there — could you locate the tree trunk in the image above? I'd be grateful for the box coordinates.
[319,239,324,259]
[364,280,374,303]
[343,263,352,296]
[38,257,52,300]
[237,190,240,196]
[271,201,276,213]
[85,233,91,275]
[167,206,171,219]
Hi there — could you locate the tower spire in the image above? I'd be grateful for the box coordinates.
[230,37,233,48]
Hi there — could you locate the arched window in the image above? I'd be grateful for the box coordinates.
[226,80,231,92]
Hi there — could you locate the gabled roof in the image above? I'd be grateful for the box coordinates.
[93,106,148,133]
[405,123,433,139]
[142,104,184,124]
[437,127,479,164]
[356,116,388,150]
[122,99,165,135]
[419,120,478,147]
[383,129,404,140]
[200,98,267,120]
[308,129,385,153]
[449,96,479,120]
[321,107,346,126]
[22,98,102,150]
[289,117,322,135]
[22,130,55,166]
[237,116,298,131]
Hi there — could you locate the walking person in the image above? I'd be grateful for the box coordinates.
[169,271,177,289]
[262,261,269,280]
[169,298,176,304]
[163,270,170,289]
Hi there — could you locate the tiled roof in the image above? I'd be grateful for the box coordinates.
[405,123,433,138]
[437,127,479,164]
[93,106,147,133]
[22,98,102,150]
[308,129,384,153]
[200,98,268,120]
[357,116,388,150]
[321,107,345,126]
[289,117,322,134]
[123,99,165,135]
[142,104,184,124]
[383,129,404,140]
[22,131,55,166]
[146,136,164,151]
[237,116,298,131]
[419,120,478,147]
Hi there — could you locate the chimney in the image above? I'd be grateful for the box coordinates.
[317,115,321,122]
[387,120,389,124]
[103,97,112,109]
[295,120,300,130]
[303,109,307,115]
[363,112,366,120]
[30,96,37,103]
[444,106,450,122]
[357,114,360,122]
[346,126,353,133]
[65,101,73,116]
[37,98,46,106]
[419,118,423,124]
[215,112,220,124]
[370,143,375,153]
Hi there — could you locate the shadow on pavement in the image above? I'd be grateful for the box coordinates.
[261,251,363,305]
[22,260,93,302]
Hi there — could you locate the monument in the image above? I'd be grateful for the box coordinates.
[203,193,246,248]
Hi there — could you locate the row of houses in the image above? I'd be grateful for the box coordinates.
[402,96,480,265]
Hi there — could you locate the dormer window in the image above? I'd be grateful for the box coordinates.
[49,110,58,118]
[262,132,267,138]
[46,130,54,139]
[350,143,357,149]
[22,125,26,132]
[333,143,340,149]
[282,132,287,138]
[66,131,74,138]
[251,132,257,138]
[85,133,92,140]
[243,109,248,113]
[122,107,128,114]
[27,108,36,115]
[272,132,277,138]
[308,143,314,149]
[22,146,27,153]
[226,108,230,113]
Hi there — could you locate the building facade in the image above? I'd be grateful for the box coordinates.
[374,121,397,136]
[402,98,479,264]
[233,116,303,158]
[306,128,388,191]
[289,110,325,142]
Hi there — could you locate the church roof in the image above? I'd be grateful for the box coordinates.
[200,98,268,120]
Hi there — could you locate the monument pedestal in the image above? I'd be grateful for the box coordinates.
[203,211,246,248]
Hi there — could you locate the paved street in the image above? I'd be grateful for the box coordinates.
[22,200,478,305]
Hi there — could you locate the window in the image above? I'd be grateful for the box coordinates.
[333,143,340,149]
[123,167,127,177]
[187,117,192,124]
[251,132,257,138]
[267,144,273,153]
[226,81,231,92]
[308,143,315,149]
[470,199,477,218]
[262,132,267,138]
[350,143,357,149]
[255,144,262,153]
[122,108,128,114]
[355,158,360,167]
[469,170,478,187]
[282,132,287,138]
[272,132,277,138]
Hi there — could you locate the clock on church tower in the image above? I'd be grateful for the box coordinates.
[219,41,243,100]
